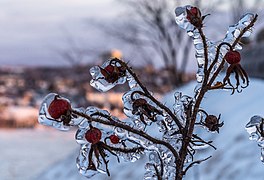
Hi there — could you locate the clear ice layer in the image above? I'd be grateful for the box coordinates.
[90,60,127,92]
[175,6,254,85]
[37,6,257,179]
[246,115,264,163]
[38,93,85,131]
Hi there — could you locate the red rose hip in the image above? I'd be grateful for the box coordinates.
[85,127,102,144]
[104,65,115,73]
[109,135,120,144]
[224,50,241,64]
[186,7,203,28]
[48,98,71,119]
[187,7,201,21]
[100,65,114,77]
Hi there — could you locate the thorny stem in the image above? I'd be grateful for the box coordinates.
[112,58,184,131]
[72,109,179,161]
[130,90,148,101]
[198,28,209,73]
[176,14,258,180]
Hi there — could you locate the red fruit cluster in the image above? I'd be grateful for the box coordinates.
[224,50,241,64]
[85,127,102,144]
[109,135,120,144]
[48,98,71,119]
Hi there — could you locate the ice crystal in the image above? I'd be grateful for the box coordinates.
[246,115,264,163]
[175,6,255,85]
[90,60,127,92]
[76,144,99,178]
[123,88,163,127]
[126,71,139,89]
[38,93,84,131]
[175,5,207,83]
[173,92,193,125]
[144,151,162,180]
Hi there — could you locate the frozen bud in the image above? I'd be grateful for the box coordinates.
[204,115,223,133]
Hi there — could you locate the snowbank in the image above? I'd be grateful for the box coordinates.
[36,77,264,180]
[163,77,264,180]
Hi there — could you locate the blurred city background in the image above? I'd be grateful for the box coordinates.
[0,0,264,180]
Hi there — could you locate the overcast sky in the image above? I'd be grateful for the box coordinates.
[0,0,120,66]
[0,0,263,70]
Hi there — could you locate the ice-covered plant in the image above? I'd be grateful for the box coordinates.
[38,5,257,180]
[246,115,264,163]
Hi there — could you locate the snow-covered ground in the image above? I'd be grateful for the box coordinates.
[2,77,264,180]
[0,128,77,180]
[163,77,264,180]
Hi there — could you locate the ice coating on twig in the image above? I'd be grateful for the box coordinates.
[175,6,255,85]
[123,87,163,127]
[38,93,84,130]
[90,60,127,92]
[175,5,208,83]
[223,13,254,48]
[173,92,193,125]
[246,115,264,163]
[36,5,257,178]
[76,144,99,178]
[126,71,140,89]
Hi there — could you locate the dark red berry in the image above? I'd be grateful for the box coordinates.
[100,65,114,77]
[186,7,202,28]
[104,65,115,73]
[48,98,71,119]
[100,65,120,83]
[187,7,200,20]
[85,127,102,144]
[224,50,241,64]
[109,135,120,144]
